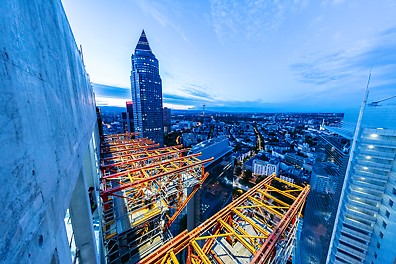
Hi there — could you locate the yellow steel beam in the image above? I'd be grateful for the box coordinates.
[232,209,269,237]
[257,189,290,207]
[218,219,256,254]
[264,185,297,200]
[274,177,303,190]
[248,196,284,218]
[169,250,179,264]
[195,233,234,240]
[190,240,212,264]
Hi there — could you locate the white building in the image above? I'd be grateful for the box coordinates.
[253,159,279,176]
[327,103,396,264]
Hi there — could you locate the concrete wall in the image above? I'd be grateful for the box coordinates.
[0,0,97,263]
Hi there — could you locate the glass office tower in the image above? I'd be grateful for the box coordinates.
[327,104,396,264]
[300,131,351,264]
[130,30,164,146]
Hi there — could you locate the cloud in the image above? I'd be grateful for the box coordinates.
[180,84,213,100]
[291,27,396,89]
[209,0,308,44]
[93,83,130,98]
[135,0,190,43]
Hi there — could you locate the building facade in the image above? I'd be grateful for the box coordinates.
[125,101,134,132]
[163,107,172,134]
[327,104,396,264]
[253,159,279,176]
[1,1,101,263]
[130,30,164,146]
[299,132,351,264]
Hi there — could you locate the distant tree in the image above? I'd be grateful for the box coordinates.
[236,167,242,176]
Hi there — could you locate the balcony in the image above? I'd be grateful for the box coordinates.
[343,215,374,232]
[341,226,371,244]
[349,188,382,202]
[352,180,386,193]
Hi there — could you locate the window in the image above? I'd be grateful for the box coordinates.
[389,199,394,207]
[393,188,396,195]
[374,252,377,259]
[382,221,387,229]
[379,231,384,239]
[377,242,381,249]
[385,210,390,218]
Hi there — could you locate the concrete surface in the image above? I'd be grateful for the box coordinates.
[0,0,98,263]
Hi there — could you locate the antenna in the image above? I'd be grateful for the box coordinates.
[202,104,206,116]
[369,95,396,106]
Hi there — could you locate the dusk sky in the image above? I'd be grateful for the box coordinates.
[62,0,396,112]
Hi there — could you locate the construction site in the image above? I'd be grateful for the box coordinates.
[99,132,310,264]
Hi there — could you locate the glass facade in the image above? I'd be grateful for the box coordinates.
[300,133,350,264]
[130,30,164,146]
[328,105,396,264]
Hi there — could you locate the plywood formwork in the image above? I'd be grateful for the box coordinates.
[99,133,213,263]
[138,174,310,264]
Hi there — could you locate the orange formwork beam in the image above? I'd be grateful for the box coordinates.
[101,138,156,154]
[99,133,214,264]
[100,146,186,172]
[101,144,184,163]
[138,174,310,264]
[100,154,213,198]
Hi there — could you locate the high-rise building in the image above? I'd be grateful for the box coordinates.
[300,131,351,264]
[126,101,134,132]
[163,107,172,134]
[327,102,396,263]
[130,30,164,146]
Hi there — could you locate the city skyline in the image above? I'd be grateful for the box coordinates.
[62,0,396,112]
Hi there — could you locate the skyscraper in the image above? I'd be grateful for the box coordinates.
[300,131,351,264]
[327,101,396,263]
[163,107,172,134]
[130,30,164,146]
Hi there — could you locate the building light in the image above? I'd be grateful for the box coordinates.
[363,167,369,170]
[370,133,378,138]
[368,145,374,149]
[366,156,371,160]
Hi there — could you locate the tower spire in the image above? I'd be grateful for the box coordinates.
[135,29,151,51]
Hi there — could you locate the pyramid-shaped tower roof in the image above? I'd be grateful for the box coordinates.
[135,30,151,51]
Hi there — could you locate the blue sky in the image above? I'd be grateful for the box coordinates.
[62,0,396,112]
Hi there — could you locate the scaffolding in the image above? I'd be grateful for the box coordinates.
[138,174,310,264]
[99,133,213,263]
